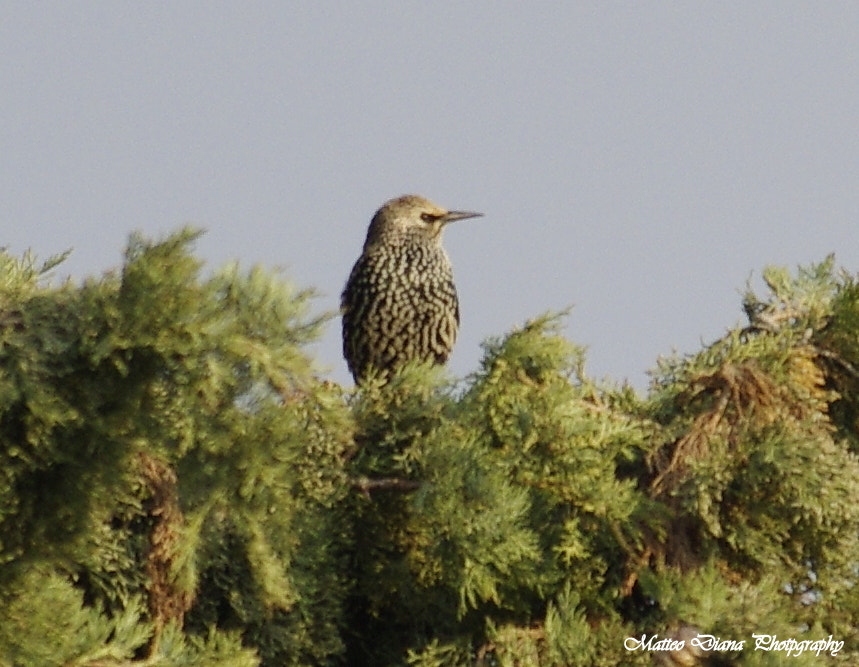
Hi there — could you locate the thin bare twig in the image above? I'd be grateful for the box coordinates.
[350,476,421,499]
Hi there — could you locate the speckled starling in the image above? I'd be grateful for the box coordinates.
[341,194,482,383]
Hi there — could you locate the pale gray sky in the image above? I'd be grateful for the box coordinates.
[3,3,858,389]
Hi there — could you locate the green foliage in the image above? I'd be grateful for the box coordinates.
[3,235,859,666]
[0,231,350,665]
[344,366,528,662]
[465,316,654,608]
[0,566,150,666]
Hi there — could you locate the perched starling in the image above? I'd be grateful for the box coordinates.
[341,194,482,383]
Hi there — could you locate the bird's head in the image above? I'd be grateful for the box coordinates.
[363,194,482,250]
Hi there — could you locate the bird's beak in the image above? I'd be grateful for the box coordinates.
[443,210,483,224]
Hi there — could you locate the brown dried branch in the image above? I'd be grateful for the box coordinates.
[649,361,778,498]
[138,452,194,657]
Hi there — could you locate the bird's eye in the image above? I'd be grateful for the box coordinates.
[420,212,439,223]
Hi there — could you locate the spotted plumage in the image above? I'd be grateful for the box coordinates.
[341,195,482,383]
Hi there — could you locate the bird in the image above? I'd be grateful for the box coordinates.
[341,194,482,383]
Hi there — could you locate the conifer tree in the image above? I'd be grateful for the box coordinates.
[2,232,858,666]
